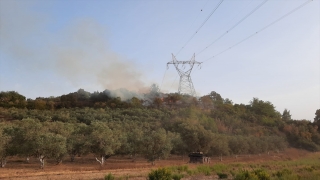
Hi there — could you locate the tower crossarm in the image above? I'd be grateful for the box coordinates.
[167,60,201,65]
[167,54,202,71]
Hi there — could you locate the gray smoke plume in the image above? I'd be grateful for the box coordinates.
[0,1,149,96]
[103,83,161,101]
[104,88,144,101]
[52,19,147,92]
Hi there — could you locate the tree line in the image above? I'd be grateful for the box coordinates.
[0,88,319,168]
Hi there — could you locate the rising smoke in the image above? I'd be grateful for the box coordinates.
[0,1,150,100]
[104,88,144,101]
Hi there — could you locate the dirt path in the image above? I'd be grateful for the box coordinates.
[2,168,151,180]
[0,148,311,180]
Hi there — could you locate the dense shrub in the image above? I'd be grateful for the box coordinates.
[196,165,212,176]
[104,173,115,180]
[234,169,270,180]
[217,172,228,179]
[235,170,259,180]
[274,169,292,179]
[148,168,172,180]
[253,169,270,180]
[172,174,184,180]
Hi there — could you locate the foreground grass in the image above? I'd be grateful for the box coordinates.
[141,152,320,180]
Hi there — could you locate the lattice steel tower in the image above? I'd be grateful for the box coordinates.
[167,53,202,96]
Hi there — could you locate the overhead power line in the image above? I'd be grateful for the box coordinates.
[175,0,224,56]
[162,0,209,92]
[184,0,211,36]
[197,0,269,55]
[159,68,167,92]
[203,0,313,63]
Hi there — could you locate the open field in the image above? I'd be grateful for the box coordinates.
[1,148,319,180]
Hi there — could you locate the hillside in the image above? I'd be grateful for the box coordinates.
[0,89,320,170]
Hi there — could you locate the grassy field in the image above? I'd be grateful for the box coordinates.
[0,148,319,180]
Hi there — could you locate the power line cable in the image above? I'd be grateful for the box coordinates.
[184,0,211,38]
[175,0,224,56]
[203,0,312,63]
[170,75,179,91]
[197,0,268,55]
[169,0,256,93]
[217,0,255,34]
[159,68,168,92]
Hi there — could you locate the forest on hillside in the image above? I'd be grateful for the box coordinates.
[0,87,320,168]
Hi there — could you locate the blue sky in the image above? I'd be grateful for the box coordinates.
[0,0,319,120]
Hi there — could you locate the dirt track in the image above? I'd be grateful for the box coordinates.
[0,148,311,180]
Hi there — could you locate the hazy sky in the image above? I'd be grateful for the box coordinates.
[0,0,319,120]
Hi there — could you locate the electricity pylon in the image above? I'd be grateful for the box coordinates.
[167,53,202,96]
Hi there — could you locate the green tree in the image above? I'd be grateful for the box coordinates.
[88,121,122,166]
[0,124,11,167]
[249,98,281,126]
[142,128,173,165]
[4,119,43,160]
[66,123,90,162]
[5,119,67,168]
[229,136,249,155]
[208,134,230,156]
[177,122,213,154]
[314,109,320,123]
[282,109,292,121]
[34,99,47,110]
[170,133,188,156]
[131,97,142,108]
[117,122,144,161]
[60,93,78,108]
[314,109,320,133]
[77,88,90,101]
[45,121,73,163]
[223,98,233,105]
[0,91,26,108]
[249,98,279,118]
[208,91,223,102]
[200,95,213,110]
[35,133,67,168]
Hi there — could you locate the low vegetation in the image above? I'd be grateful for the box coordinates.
[144,152,320,180]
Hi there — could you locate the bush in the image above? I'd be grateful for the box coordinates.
[105,173,115,180]
[186,169,194,176]
[217,172,228,179]
[148,168,172,180]
[253,169,270,180]
[234,169,271,180]
[295,139,320,151]
[196,165,212,176]
[172,173,184,180]
[168,165,188,173]
[274,174,299,180]
[212,164,229,172]
[176,165,188,172]
[274,169,292,178]
[302,166,314,172]
[234,170,259,180]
